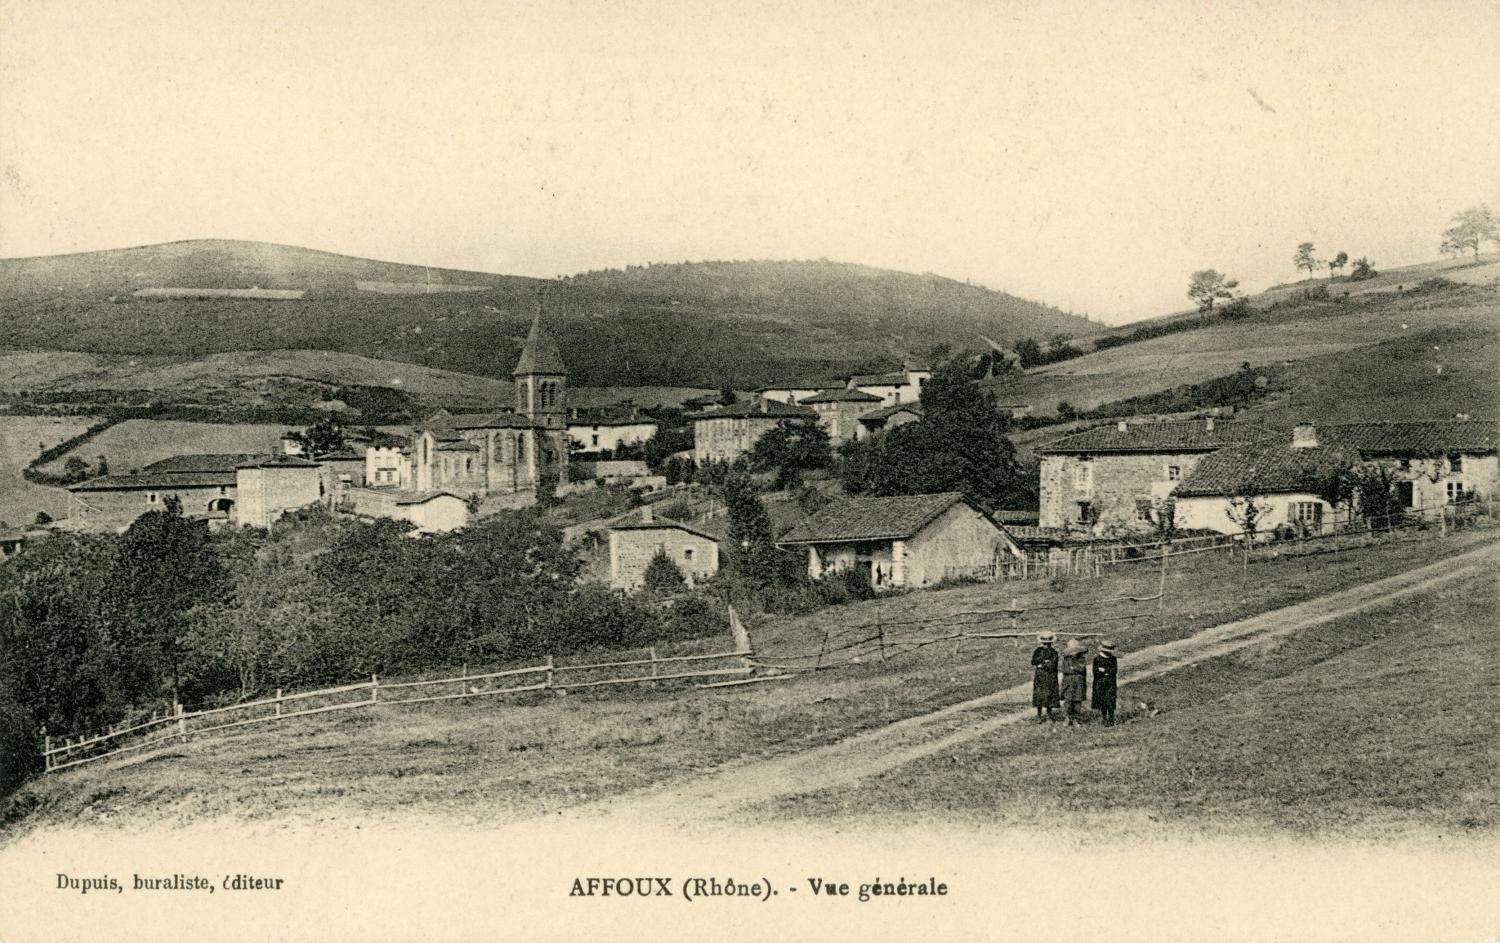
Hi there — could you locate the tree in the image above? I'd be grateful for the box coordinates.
[837,360,1033,510]
[642,548,687,594]
[33,511,52,526]
[717,386,738,406]
[1350,257,1377,280]
[1225,486,1271,543]
[1056,401,1079,421]
[1012,338,1044,369]
[1187,269,1240,316]
[61,456,91,484]
[289,418,347,458]
[1328,251,1348,278]
[1440,205,1500,261]
[722,469,788,589]
[748,418,831,489]
[96,455,110,477]
[1293,242,1321,279]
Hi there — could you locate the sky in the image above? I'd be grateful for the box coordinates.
[2,0,1497,324]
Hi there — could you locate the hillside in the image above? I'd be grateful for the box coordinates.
[0,240,1091,389]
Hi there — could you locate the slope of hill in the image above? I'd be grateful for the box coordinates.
[0,241,1090,388]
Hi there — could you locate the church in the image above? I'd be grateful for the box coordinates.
[407,311,571,505]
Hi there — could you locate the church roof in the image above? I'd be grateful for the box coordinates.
[512,312,567,376]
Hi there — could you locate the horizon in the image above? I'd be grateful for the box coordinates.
[2,0,1497,325]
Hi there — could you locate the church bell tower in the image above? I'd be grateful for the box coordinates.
[512,294,568,488]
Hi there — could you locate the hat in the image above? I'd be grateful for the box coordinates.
[1037,631,1056,643]
[1064,639,1085,655]
[1099,639,1117,653]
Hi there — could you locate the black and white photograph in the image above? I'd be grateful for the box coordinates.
[0,1,1497,940]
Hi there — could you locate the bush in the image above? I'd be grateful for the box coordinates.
[0,692,38,795]
[1218,297,1253,320]
[643,549,687,594]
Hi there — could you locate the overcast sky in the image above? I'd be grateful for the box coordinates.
[2,0,1497,323]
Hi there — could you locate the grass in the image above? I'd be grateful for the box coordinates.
[755,570,1498,840]
[3,528,1493,838]
[37,419,294,475]
[0,415,102,524]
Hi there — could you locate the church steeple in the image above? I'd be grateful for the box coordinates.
[512,293,567,422]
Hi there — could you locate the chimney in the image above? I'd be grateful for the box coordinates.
[760,399,770,414]
[1116,420,1128,432]
[641,505,653,524]
[1292,422,1319,449]
[1204,417,1215,432]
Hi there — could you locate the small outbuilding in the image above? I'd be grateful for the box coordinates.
[777,491,1021,590]
[608,508,721,591]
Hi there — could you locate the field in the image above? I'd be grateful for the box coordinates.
[36,419,294,476]
[0,415,101,525]
[5,528,1494,836]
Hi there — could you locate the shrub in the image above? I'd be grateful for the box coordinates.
[643,549,687,594]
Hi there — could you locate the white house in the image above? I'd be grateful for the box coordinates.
[566,408,660,454]
[847,365,932,407]
[776,492,1020,590]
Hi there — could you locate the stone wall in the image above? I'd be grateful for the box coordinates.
[609,527,720,590]
[1039,452,1209,532]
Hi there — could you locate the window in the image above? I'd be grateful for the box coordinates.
[1135,499,1154,522]
[1449,453,1464,473]
[146,492,159,504]
[591,435,599,447]
[1447,481,1466,504]
[1076,501,1094,524]
[1398,458,1411,471]
[1166,464,1181,481]
[516,435,527,463]
[1396,480,1414,508]
[1291,502,1323,524]
[683,548,695,561]
[1073,462,1093,491]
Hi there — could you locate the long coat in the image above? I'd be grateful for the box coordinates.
[1092,652,1118,711]
[1031,645,1060,708]
[1060,651,1088,703]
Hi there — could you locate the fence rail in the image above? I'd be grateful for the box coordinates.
[43,646,756,774]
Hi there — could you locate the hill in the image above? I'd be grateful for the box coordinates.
[0,241,1092,389]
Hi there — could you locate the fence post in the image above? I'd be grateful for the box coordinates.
[649,648,659,680]
[275,688,283,719]
[460,664,468,696]
[371,674,379,704]
[816,629,830,670]
[43,731,52,772]
[545,655,555,690]
[1157,548,1167,613]
[175,701,186,742]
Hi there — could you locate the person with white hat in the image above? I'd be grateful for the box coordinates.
[1060,639,1089,726]
[1030,632,1060,722]
[1092,639,1119,726]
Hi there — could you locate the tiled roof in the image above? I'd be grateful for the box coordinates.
[1174,443,1359,498]
[69,472,235,491]
[435,441,481,452]
[859,403,923,423]
[1317,420,1498,455]
[777,492,991,545]
[423,411,543,432]
[756,381,844,393]
[994,509,1040,524]
[850,372,907,387]
[689,400,816,420]
[237,456,321,469]
[512,313,567,376]
[800,388,884,404]
[1038,419,1273,454]
[394,490,465,506]
[141,453,261,474]
[610,519,720,542]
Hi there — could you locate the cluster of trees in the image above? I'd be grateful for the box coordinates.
[0,503,729,792]
[1292,243,1376,282]
[1440,206,1499,261]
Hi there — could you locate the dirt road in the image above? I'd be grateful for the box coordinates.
[570,540,1499,823]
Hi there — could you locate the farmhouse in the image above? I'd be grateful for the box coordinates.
[1316,420,1498,511]
[365,445,412,488]
[406,312,570,504]
[777,492,1020,590]
[755,381,845,405]
[847,365,931,407]
[608,507,721,590]
[690,398,816,464]
[65,453,323,531]
[1036,418,1273,533]
[566,407,659,454]
[800,387,883,445]
[856,402,923,440]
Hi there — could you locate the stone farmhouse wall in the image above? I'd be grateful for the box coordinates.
[1039,452,1209,532]
[609,527,720,590]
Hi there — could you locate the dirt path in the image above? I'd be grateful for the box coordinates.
[569,540,1499,823]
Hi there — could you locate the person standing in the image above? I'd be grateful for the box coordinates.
[1092,639,1118,726]
[1060,639,1089,726]
[1031,632,1060,722]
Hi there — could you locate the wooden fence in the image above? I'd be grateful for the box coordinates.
[43,646,758,774]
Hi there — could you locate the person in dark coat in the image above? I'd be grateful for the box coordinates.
[1060,640,1089,726]
[1092,639,1118,726]
[1031,632,1060,722]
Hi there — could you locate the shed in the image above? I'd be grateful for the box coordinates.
[608,508,721,590]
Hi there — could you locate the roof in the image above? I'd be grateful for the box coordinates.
[421,411,543,432]
[1038,419,1272,454]
[777,492,1000,545]
[994,509,1040,524]
[236,456,321,469]
[1174,443,1359,498]
[849,372,907,387]
[69,472,235,491]
[1317,420,1498,455]
[141,453,260,474]
[800,388,884,404]
[394,490,466,506]
[436,440,481,452]
[689,400,816,421]
[511,312,567,376]
[859,402,924,423]
[609,518,720,542]
[756,381,845,393]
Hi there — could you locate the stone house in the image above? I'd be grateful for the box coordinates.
[316,451,367,496]
[855,403,923,440]
[407,312,570,503]
[799,387,883,446]
[566,407,659,454]
[690,399,816,464]
[776,492,1021,590]
[847,365,932,407]
[235,457,324,528]
[365,446,412,489]
[1036,418,1273,533]
[1315,420,1498,512]
[754,381,845,405]
[65,452,323,531]
[608,507,721,590]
